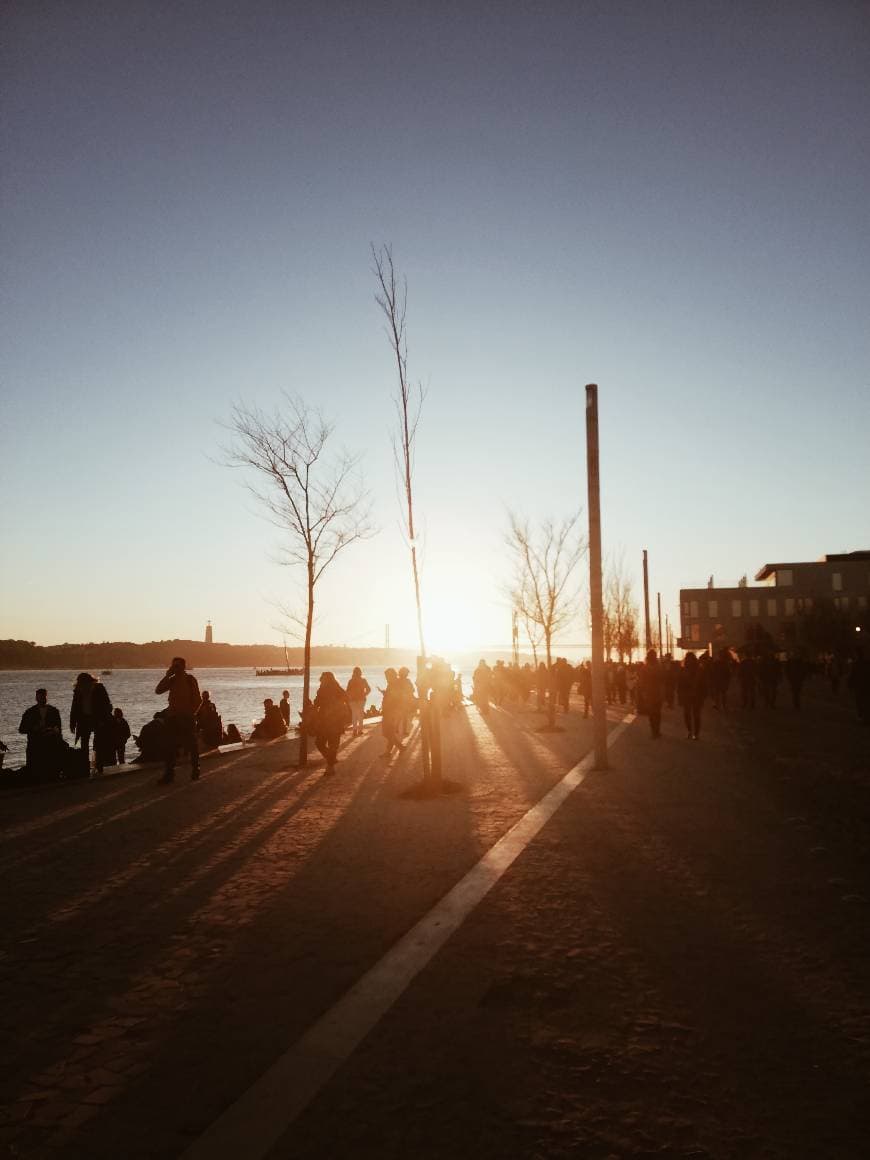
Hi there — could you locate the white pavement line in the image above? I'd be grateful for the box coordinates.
[182,712,636,1160]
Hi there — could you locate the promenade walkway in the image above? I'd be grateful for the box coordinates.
[1,687,868,1158]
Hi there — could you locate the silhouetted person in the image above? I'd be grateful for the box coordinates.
[19,688,64,778]
[711,649,732,711]
[313,671,350,773]
[661,655,677,710]
[577,661,591,717]
[785,654,808,712]
[112,707,131,764]
[134,713,169,762]
[555,658,574,712]
[678,652,706,740]
[279,690,291,727]
[195,691,223,749]
[396,666,416,735]
[380,668,406,756]
[155,657,201,783]
[615,662,627,706]
[223,723,243,744]
[70,672,113,774]
[638,650,663,739]
[759,653,781,708]
[250,697,287,740]
[738,655,757,710]
[473,660,494,716]
[346,667,371,737]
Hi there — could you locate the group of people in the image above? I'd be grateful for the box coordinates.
[15,676,133,781]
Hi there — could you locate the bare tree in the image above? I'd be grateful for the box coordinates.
[604,556,640,662]
[372,243,426,658]
[224,394,373,766]
[506,511,586,727]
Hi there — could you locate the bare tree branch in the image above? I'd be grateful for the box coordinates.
[222,391,375,765]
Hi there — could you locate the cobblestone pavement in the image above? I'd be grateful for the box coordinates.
[1,702,610,1159]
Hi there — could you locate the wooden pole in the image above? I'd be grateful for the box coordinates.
[585,384,607,770]
[657,591,663,657]
[642,549,652,654]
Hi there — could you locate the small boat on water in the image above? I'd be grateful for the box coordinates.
[101,670,112,675]
[255,639,302,677]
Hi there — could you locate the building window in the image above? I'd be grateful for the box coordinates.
[777,569,793,587]
[858,596,868,610]
[690,623,701,642]
[836,596,850,611]
[832,572,843,591]
[731,600,742,618]
[707,600,718,618]
[682,602,689,617]
[689,600,699,618]
[749,599,759,617]
[766,597,777,617]
[784,598,795,616]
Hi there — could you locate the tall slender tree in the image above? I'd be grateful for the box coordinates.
[224,394,373,766]
[506,511,586,728]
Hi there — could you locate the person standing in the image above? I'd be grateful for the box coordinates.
[70,672,113,774]
[346,667,371,737]
[313,671,350,773]
[19,688,64,778]
[155,657,201,784]
[112,707,131,765]
[678,652,706,740]
[380,668,405,756]
[638,650,663,739]
[279,690,291,728]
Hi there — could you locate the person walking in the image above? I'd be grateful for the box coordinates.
[312,671,350,773]
[346,666,371,737]
[380,668,405,756]
[678,652,706,740]
[70,672,113,774]
[638,650,663,739]
[155,657,201,784]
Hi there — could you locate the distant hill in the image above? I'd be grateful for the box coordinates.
[0,639,416,671]
[0,638,520,671]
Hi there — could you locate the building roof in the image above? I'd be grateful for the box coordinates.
[754,549,870,582]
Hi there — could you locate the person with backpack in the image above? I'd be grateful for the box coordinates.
[312,671,350,773]
[155,657,201,784]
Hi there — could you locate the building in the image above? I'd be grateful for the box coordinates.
[679,550,870,653]
[204,621,213,645]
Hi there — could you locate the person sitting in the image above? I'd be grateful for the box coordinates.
[112,707,132,765]
[195,691,223,749]
[18,689,65,779]
[250,698,287,741]
[134,713,169,763]
[222,722,243,744]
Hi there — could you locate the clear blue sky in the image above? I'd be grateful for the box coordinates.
[2,0,868,653]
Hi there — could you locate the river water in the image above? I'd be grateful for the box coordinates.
[0,666,378,768]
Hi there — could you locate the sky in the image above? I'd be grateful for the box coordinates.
[2,0,869,656]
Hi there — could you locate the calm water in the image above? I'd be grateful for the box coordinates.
[0,666,379,768]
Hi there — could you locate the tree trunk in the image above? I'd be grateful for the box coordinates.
[299,563,314,767]
[545,633,555,728]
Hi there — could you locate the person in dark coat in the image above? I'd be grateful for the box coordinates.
[250,698,287,741]
[312,671,350,773]
[155,657,202,783]
[279,690,291,728]
[195,691,223,749]
[785,654,808,711]
[678,652,707,740]
[380,668,406,755]
[19,688,65,777]
[638,650,663,739]
[134,713,169,762]
[112,707,131,764]
[738,654,757,710]
[70,672,113,774]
